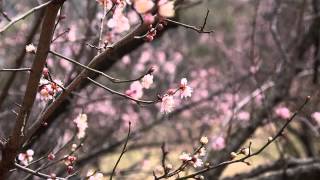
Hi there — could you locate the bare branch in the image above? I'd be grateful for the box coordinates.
[0,0,53,34]
[87,77,158,105]
[110,121,131,180]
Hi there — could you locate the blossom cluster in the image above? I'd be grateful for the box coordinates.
[38,67,63,102]
[178,136,208,168]
[64,155,77,174]
[95,0,175,42]
[126,73,193,114]
[18,149,34,166]
[125,73,154,99]
[160,78,193,113]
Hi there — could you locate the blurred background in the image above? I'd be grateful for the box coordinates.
[1,0,320,179]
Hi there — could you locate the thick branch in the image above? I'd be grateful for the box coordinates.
[0,1,62,178]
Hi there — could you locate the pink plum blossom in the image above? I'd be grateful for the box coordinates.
[180,78,193,99]
[18,149,34,166]
[161,94,175,113]
[38,78,63,102]
[179,152,192,161]
[126,81,144,99]
[141,74,153,89]
[191,156,204,168]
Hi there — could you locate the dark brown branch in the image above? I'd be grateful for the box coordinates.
[0,1,63,178]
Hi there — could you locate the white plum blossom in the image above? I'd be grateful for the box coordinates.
[199,147,206,157]
[161,94,174,113]
[141,74,153,89]
[134,0,154,14]
[158,0,175,17]
[25,43,36,53]
[179,152,192,161]
[73,113,88,139]
[126,81,144,99]
[179,78,193,99]
[179,152,204,168]
[192,156,204,168]
[18,149,34,166]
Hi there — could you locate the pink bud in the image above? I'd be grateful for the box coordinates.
[48,153,55,160]
[67,166,74,174]
[42,68,49,77]
[145,34,154,42]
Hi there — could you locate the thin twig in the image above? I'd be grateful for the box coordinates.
[51,28,70,43]
[0,0,53,34]
[15,163,65,180]
[87,77,157,105]
[110,122,131,180]
[49,50,149,83]
[165,18,214,33]
[0,11,11,21]
[0,68,31,72]
[175,96,311,180]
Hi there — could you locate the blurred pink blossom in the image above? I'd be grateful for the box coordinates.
[311,112,320,125]
[237,111,250,121]
[211,136,225,151]
[107,7,130,33]
[275,106,291,119]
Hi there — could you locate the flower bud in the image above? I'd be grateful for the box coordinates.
[200,136,209,145]
[48,153,55,160]
[230,152,237,159]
